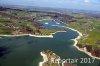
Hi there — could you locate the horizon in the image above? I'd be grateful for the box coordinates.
[0,0,100,11]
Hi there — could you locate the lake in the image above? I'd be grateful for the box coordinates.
[0,20,100,66]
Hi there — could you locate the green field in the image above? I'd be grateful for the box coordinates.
[68,16,100,49]
[0,10,58,35]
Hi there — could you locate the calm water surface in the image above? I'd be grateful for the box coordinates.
[0,20,100,66]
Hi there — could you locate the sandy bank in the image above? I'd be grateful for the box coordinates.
[0,31,66,38]
[39,52,48,66]
[65,27,100,60]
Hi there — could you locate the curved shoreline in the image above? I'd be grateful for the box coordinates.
[66,27,100,60]
[39,52,48,66]
[0,31,66,38]
[38,27,100,66]
[0,34,53,38]
[0,27,100,66]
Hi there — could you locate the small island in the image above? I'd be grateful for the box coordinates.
[0,6,100,66]
[40,50,77,66]
[0,7,100,59]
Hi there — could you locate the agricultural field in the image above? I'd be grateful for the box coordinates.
[68,15,100,57]
[0,9,58,35]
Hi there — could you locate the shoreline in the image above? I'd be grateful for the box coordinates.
[0,20,100,66]
[0,34,53,38]
[39,52,48,66]
[66,27,100,60]
[39,51,61,66]
[38,27,100,66]
[0,31,66,38]
[0,27,100,60]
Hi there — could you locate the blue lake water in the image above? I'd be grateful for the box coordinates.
[0,20,100,66]
[39,20,66,30]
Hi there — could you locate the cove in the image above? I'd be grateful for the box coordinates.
[0,20,100,66]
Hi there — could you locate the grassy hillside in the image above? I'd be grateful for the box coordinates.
[0,9,59,35]
[68,16,100,49]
